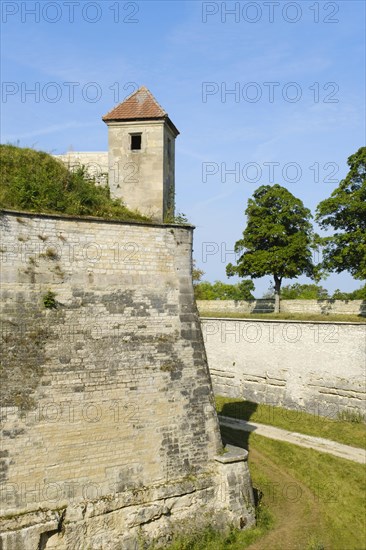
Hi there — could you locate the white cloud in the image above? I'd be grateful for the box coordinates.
[4,121,97,141]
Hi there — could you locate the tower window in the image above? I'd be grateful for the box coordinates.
[130,134,142,150]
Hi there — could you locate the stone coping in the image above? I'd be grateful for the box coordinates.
[214,444,249,464]
[0,209,195,230]
[200,317,366,326]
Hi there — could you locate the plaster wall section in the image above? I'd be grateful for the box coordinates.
[201,318,366,418]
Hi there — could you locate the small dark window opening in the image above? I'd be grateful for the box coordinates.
[131,134,141,150]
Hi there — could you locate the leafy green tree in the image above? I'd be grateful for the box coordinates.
[280,283,329,300]
[351,285,366,300]
[315,147,366,280]
[261,284,275,299]
[332,285,366,300]
[234,280,255,300]
[194,281,215,300]
[194,280,255,301]
[226,184,316,312]
[192,260,205,285]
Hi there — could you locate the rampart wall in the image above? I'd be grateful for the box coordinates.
[197,299,366,316]
[201,318,366,418]
[0,211,254,549]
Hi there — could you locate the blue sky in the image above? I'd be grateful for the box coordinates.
[1,0,365,296]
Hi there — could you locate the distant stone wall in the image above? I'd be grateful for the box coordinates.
[201,318,366,418]
[197,299,366,316]
[55,151,108,184]
[0,211,254,549]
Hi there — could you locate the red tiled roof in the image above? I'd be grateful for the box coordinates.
[103,86,168,121]
[102,86,179,135]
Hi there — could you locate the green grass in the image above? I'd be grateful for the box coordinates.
[215,396,366,449]
[199,311,366,323]
[0,144,149,222]
[162,428,365,550]
[155,511,273,550]
[222,428,366,550]
[153,499,273,549]
[161,399,365,549]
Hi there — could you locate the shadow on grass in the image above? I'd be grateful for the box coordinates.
[219,400,258,456]
[219,425,251,452]
[220,400,258,422]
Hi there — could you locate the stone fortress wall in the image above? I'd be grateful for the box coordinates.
[54,152,109,184]
[197,299,366,316]
[0,210,255,549]
[201,317,366,418]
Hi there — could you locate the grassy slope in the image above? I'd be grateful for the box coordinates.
[163,400,365,548]
[163,428,366,550]
[200,311,366,323]
[0,144,148,221]
[222,427,366,550]
[215,396,366,449]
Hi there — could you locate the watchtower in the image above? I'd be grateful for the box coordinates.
[103,86,179,221]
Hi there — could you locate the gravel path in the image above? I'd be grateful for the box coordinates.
[219,415,366,464]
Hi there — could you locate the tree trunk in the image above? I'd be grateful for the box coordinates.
[274,276,281,314]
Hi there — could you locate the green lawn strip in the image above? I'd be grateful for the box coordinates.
[220,425,323,549]
[220,426,366,550]
[215,396,366,450]
[249,433,366,550]
[162,425,365,550]
[200,311,366,323]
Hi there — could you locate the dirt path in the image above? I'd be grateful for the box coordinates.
[247,447,326,550]
[219,416,366,464]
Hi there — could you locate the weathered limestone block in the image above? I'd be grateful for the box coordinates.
[0,512,63,550]
[214,445,255,530]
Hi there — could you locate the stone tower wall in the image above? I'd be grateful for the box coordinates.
[107,120,174,221]
[163,124,177,218]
